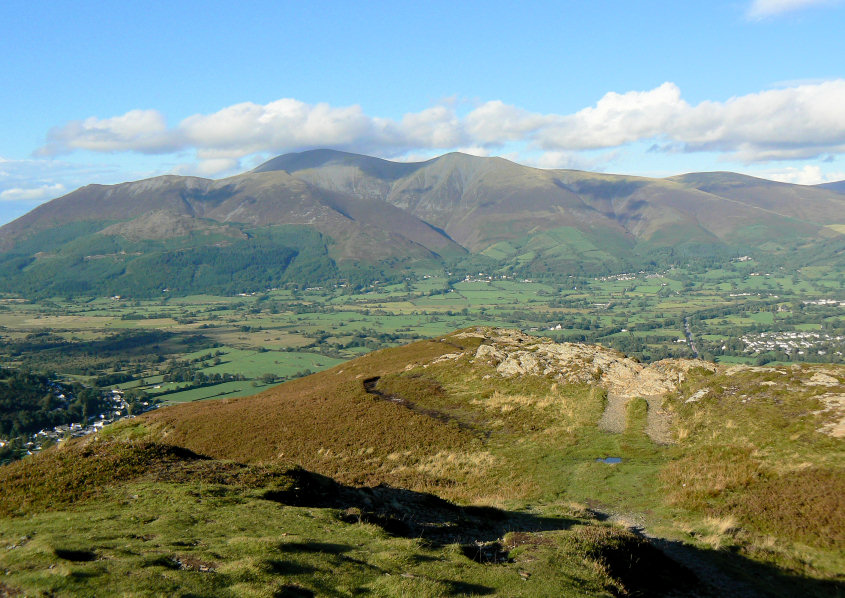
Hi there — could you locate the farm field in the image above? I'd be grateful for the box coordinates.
[0,258,842,413]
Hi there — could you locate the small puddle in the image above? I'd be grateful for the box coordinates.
[595,457,622,464]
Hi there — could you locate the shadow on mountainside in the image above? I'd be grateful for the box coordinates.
[4,439,841,597]
[265,468,845,598]
[263,466,569,545]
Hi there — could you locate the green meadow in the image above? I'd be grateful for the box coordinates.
[0,259,841,409]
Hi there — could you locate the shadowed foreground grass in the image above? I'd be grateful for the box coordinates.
[0,438,705,598]
[1,329,843,596]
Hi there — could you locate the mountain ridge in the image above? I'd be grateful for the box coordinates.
[1,150,843,297]
[5,150,843,248]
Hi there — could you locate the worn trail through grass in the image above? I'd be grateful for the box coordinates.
[362,376,482,434]
[598,392,673,443]
[597,392,628,434]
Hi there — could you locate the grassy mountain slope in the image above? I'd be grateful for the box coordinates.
[267,151,629,252]
[0,176,212,245]
[1,150,844,298]
[259,150,845,250]
[2,329,840,596]
[816,180,845,194]
[671,172,845,225]
[558,171,825,246]
[0,169,462,261]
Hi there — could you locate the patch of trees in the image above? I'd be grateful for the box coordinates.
[0,225,348,299]
[157,361,245,395]
[0,368,109,437]
[94,372,135,387]
[3,330,180,376]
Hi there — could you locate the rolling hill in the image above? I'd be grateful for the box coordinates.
[0,328,842,596]
[1,150,843,297]
[816,180,845,194]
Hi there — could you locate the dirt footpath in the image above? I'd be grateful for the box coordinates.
[598,392,674,444]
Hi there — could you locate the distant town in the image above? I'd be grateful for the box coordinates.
[0,385,159,458]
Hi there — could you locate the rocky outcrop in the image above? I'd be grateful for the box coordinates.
[466,328,715,399]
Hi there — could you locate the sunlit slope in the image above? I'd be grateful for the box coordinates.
[140,328,844,553]
[0,169,462,260]
[1,328,842,595]
[143,334,482,484]
[257,149,845,252]
[671,172,845,225]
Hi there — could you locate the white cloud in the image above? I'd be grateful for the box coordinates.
[527,80,845,163]
[179,99,384,156]
[0,183,65,202]
[757,165,845,185]
[531,83,688,150]
[528,150,620,171]
[747,0,839,18]
[38,109,177,156]
[34,80,845,167]
[397,106,465,148]
[464,100,550,143]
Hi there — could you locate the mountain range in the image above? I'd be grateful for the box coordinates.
[1,150,843,296]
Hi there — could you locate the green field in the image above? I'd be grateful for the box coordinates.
[0,259,842,413]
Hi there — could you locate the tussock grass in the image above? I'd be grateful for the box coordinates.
[0,438,294,517]
[691,516,740,550]
[413,450,499,479]
[723,468,845,549]
[661,445,765,510]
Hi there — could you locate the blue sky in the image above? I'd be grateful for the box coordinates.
[1,0,844,224]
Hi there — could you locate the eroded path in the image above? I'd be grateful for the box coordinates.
[362,376,477,432]
[598,392,674,444]
[597,392,629,434]
[643,394,673,444]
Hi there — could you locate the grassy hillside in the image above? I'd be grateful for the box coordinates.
[1,329,841,596]
[0,438,703,598]
[0,224,338,298]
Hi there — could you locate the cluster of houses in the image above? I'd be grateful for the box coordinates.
[804,299,845,307]
[458,273,522,284]
[741,331,845,357]
[596,272,640,282]
[6,388,157,457]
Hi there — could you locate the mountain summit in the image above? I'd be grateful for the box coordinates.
[1,151,843,297]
